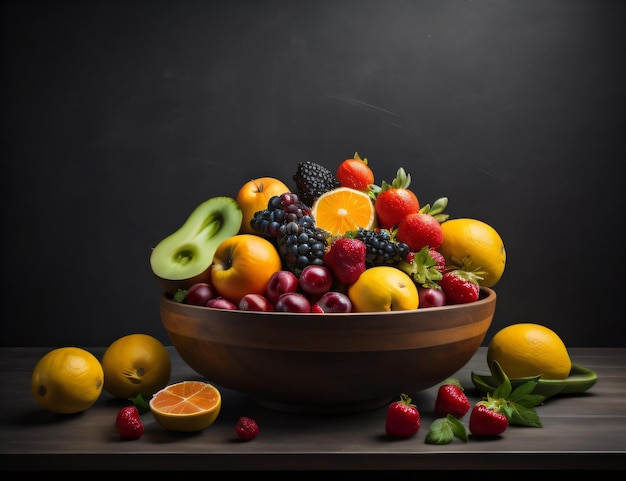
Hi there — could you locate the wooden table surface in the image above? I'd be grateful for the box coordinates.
[1,346,625,472]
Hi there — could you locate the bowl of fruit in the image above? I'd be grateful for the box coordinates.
[153,157,505,413]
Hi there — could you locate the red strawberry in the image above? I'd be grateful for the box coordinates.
[385,393,421,438]
[469,401,508,436]
[323,237,367,284]
[429,248,446,272]
[235,416,259,441]
[370,168,420,230]
[434,378,470,418]
[336,152,375,191]
[396,212,443,251]
[115,406,144,440]
[439,270,480,304]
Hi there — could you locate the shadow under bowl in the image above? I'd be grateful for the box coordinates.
[160,287,496,414]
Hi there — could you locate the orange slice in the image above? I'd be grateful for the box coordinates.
[311,187,376,236]
[149,380,221,432]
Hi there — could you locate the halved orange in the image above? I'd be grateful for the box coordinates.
[149,380,221,432]
[311,187,376,236]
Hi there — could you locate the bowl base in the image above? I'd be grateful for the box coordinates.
[254,396,392,415]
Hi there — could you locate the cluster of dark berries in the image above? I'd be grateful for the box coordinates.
[293,160,340,208]
[348,227,411,267]
[251,193,327,277]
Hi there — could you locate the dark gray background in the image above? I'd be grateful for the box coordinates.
[2,0,624,347]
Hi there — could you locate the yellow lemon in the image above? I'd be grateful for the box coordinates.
[101,333,171,399]
[439,218,506,287]
[487,323,572,380]
[31,347,104,414]
[311,187,376,236]
[150,380,222,432]
[348,266,418,312]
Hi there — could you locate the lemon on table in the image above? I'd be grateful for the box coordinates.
[101,333,171,400]
[149,380,222,432]
[31,347,104,414]
[486,323,572,380]
[439,218,506,288]
[311,187,376,236]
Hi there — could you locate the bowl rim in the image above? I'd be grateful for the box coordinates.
[160,286,496,317]
[160,287,496,352]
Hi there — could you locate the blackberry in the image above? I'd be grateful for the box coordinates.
[250,193,328,277]
[277,222,328,277]
[293,160,340,208]
[348,227,410,267]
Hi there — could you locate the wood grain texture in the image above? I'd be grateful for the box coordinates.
[1,347,624,471]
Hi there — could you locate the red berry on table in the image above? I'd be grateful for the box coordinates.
[323,237,367,284]
[396,212,443,251]
[115,406,144,440]
[235,416,259,440]
[469,402,508,436]
[385,393,421,438]
[439,270,480,304]
[434,379,470,418]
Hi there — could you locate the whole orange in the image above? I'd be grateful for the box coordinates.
[31,347,104,414]
[101,333,172,400]
[210,234,282,304]
[236,177,290,234]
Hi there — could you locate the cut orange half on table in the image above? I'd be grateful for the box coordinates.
[311,187,376,236]
[149,380,221,432]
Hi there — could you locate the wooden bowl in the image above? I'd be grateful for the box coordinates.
[160,287,496,414]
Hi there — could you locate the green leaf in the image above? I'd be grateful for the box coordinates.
[173,289,187,303]
[425,415,467,445]
[129,393,150,414]
[507,403,543,428]
[478,361,544,428]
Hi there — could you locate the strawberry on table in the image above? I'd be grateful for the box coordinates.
[434,378,470,419]
[115,406,144,440]
[469,399,509,437]
[385,393,421,438]
[235,416,259,441]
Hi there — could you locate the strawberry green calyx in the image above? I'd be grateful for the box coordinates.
[446,255,486,284]
[476,393,508,416]
[368,167,412,201]
[419,197,449,223]
[397,246,443,288]
[353,151,369,166]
